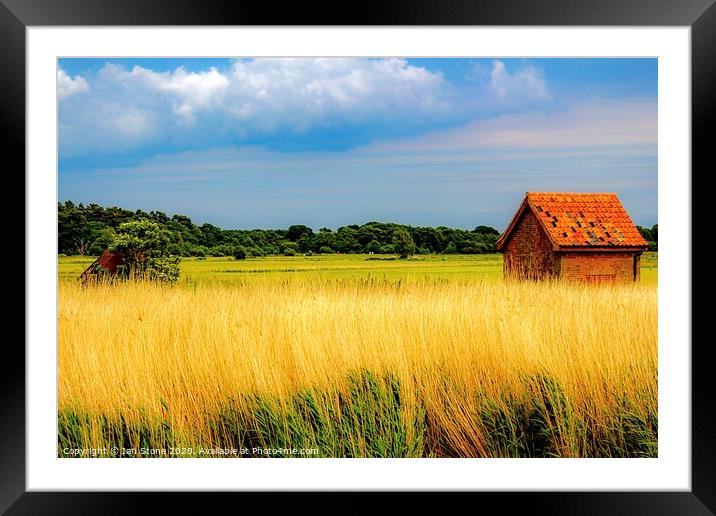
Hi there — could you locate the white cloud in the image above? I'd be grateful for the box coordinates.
[60,88,161,156]
[57,68,89,100]
[489,60,549,101]
[372,100,656,152]
[58,58,455,157]
[100,65,230,124]
[66,58,449,129]
[105,107,153,137]
[226,58,451,129]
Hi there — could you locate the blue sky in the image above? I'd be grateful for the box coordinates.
[58,58,657,230]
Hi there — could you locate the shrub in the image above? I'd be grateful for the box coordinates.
[443,242,457,254]
[234,246,247,260]
[190,246,208,257]
[146,255,181,282]
[366,240,382,254]
[282,242,299,256]
[109,219,180,283]
[263,244,279,255]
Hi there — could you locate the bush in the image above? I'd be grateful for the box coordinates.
[462,242,488,254]
[234,246,247,260]
[190,246,208,257]
[318,246,334,254]
[147,255,181,282]
[443,242,457,254]
[109,220,180,283]
[208,244,236,257]
[263,244,279,256]
[282,242,299,256]
[88,243,104,256]
[366,240,382,254]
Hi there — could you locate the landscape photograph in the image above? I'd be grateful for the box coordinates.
[57,57,657,458]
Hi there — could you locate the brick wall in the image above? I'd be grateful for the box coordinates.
[559,252,639,282]
[503,209,560,280]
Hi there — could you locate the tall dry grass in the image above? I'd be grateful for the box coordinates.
[58,277,657,457]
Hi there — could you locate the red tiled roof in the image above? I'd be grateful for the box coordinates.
[496,192,649,250]
[80,250,125,280]
[96,250,125,272]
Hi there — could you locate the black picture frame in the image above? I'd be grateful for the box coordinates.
[4,0,714,513]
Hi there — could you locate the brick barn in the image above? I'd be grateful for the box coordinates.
[495,192,649,282]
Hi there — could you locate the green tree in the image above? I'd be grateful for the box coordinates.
[314,228,336,252]
[392,227,416,259]
[109,220,180,282]
[190,245,208,257]
[201,223,223,248]
[283,243,298,256]
[473,225,500,236]
[650,224,658,251]
[287,224,313,242]
[636,225,658,251]
[335,227,361,253]
[366,239,382,254]
[234,246,247,260]
[88,226,116,255]
[297,234,315,253]
[443,241,457,254]
[636,225,653,241]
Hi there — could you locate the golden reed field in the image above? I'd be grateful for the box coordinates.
[58,263,657,458]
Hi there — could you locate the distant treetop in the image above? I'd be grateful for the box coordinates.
[58,200,504,258]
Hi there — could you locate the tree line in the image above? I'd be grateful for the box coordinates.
[58,201,657,258]
[635,225,658,252]
[58,201,501,258]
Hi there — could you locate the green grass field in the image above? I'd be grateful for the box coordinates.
[58,252,657,285]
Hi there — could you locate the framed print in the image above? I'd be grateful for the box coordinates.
[5,0,714,513]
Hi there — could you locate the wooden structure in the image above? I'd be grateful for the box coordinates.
[79,250,125,283]
[495,192,649,282]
